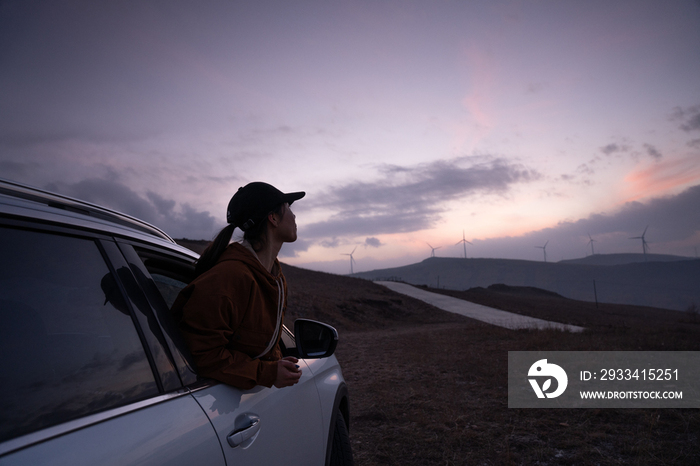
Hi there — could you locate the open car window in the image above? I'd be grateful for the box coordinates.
[118,244,200,386]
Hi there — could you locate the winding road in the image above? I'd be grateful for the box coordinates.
[375,281,585,332]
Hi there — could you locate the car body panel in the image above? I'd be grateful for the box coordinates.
[0,394,225,466]
[192,357,326,465]
[0,190,194,257]
[304,358,347,429]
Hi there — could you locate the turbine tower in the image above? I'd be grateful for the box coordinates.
[629,226,649,258]
[587,233,597,255]
[455,230,472,259]
[342,246,357,274]
[535,240,549,262]
[427,242,441,258]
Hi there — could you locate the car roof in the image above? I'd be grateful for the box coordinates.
[0,178,198,259]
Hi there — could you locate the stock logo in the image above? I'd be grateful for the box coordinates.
[528,359,568,398]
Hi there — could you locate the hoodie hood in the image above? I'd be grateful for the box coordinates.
[218,242,283,282]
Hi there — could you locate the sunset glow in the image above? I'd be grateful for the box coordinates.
[1,0,699,273]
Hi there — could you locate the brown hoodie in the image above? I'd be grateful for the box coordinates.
[174,242,287,389]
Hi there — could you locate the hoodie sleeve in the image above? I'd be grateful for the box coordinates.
[174,278,279,390]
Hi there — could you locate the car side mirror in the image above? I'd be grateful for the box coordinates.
[294,319,338,359]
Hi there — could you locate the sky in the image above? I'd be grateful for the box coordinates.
[1,0,699,274]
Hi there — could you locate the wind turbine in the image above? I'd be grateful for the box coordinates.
[587,233,597,255]
[455,230,472,259]
[427,242,441,258]
[342,246,357,274]
[535,240,549,262]
[629,226,649,258]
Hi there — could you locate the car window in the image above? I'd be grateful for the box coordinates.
[134,250,194,308]
[280,325,297,357]
[126,246,199,386]
[151,273,189,309]
[0,227,160,442]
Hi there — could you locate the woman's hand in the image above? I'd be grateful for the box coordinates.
[274,356,302,388]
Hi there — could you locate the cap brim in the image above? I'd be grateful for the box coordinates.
[283,191,305,205]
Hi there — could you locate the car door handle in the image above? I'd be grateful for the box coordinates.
[227,416,261,448]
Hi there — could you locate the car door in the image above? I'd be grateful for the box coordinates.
[125,242,327,465]
[0,224,224,466]
[192,357,325,465]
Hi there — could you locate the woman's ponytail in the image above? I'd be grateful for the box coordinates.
[194,223,236,277]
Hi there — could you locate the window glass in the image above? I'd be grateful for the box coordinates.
[0,227,159,442]
[152,273,189,309]
[102,241,181,393]
[280,326,297,357]
[131,249,198,385]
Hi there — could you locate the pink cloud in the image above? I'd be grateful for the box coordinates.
[622,156,700,203]
[454,44,496,150]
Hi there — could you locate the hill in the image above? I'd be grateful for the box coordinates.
[559,252,695,266]
[281,263,700,465]
[282,263,696,331]
[174,238,209,254]
[280,263,462,331]
[351,255,700,311]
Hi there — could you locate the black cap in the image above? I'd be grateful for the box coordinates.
[226,182,305,231]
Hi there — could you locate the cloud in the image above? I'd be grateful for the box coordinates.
[561,185,700,243]
[318,238,341,248]
[365,237,383,248]
[146,191,177,216]
[670,105,700,132]
[623,156,700,200]
[0,0,224,147]
[683,114,700,132]
[44,178,219,240]
[576,162,596,175]
[643,143,662,160]
[472,184,700,260]
[303,156,541,241]
[525,82,546,94]
[0,159,37,179]
[600,143,628,156]
[278,237,312,258]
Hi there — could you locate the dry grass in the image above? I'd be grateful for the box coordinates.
[282,265,700,465]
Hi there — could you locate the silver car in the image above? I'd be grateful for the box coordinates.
[0,179,353,466]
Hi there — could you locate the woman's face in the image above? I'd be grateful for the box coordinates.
[273,203,297,243]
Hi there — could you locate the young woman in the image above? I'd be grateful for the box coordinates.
[173,182,305,390]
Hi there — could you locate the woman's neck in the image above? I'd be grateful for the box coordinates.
[253,240,282,273]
